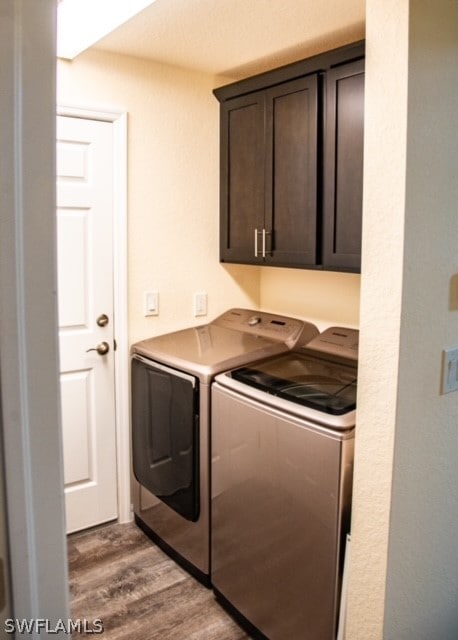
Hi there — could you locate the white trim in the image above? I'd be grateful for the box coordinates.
[57,105,131,524]
[1,0,69,624]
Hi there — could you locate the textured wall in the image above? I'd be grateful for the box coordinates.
[347,1,458,638]
[345,1,410,637]
[383,1,458,637]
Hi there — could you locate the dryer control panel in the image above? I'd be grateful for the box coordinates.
[214,308,318,348]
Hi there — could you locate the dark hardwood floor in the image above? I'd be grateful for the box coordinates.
[68,521,251,639]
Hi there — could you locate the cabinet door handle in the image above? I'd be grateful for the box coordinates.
[263,230,272,258]
[255,229,269,258]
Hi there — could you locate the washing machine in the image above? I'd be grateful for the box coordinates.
[211,326,358,638]
[130,308,318,585]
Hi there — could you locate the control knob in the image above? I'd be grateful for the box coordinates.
[248,316,262,326]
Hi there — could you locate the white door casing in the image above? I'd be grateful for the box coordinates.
[1,0,70,621]
[57,115,118,533]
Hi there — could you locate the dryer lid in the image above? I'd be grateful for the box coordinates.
[131,309,319,383]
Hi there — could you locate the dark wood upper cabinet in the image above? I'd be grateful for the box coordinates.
[214,41,365,272]
[220,93,265,264]
[323,59,365,270]
[219,76,319,266]
[265,76,318,267]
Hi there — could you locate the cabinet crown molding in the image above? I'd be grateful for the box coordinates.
[213,40,365,103]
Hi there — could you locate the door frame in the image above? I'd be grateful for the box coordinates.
[57,105,131,524]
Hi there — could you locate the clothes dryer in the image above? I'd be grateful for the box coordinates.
[131,308,318,584]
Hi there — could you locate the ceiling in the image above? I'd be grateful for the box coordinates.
[94,0,365,79]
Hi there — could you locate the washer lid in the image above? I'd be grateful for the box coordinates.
[215,324,359,429]
[230,350,357,416]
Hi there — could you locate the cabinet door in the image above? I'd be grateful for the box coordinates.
[323,59,365,271]
[220,93,265,264]
[265,75,319,267]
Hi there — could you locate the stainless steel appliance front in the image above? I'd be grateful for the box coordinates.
[131,308,319,584]
[131,368,212,583]
[211,326,358,638]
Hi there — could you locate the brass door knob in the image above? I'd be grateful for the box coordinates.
[96,314,109,327]
[86,341,110,356]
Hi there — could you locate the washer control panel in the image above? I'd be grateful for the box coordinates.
[306,326,359,361]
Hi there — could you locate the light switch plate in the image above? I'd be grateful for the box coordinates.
[441,347,458,394]
[144,291,159,316]
[193,292,207,317]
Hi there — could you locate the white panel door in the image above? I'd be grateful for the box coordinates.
[56,115,118,533]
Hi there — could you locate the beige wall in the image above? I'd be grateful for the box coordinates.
[260,267,360,330]
[57,50,260,344]
[347,1,458,638]
[384,1,458,637]
[346,1,409,635]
